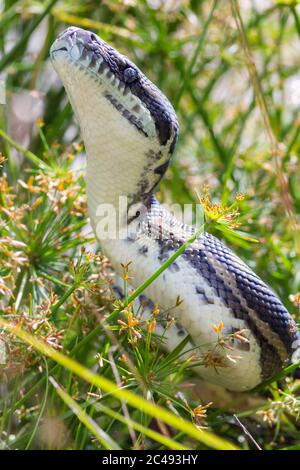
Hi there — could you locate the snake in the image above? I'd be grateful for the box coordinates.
[50,27,300,391]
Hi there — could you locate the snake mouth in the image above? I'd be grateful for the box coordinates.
[50,46,68,56]
[49,41,71,61]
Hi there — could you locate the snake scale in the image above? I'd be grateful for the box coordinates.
[50,27,300,391]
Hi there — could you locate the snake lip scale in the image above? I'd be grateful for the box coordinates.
[50,27,300,391]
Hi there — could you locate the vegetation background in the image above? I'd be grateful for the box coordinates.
[0,0,299,450]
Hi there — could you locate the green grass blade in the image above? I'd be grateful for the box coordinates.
[49,377,121,450]
[93,401,188,450]
[0,0,59,72]
[25,358,49,449]
[0,128,50,170]
[0,317,239,450]
[106,224,205,323]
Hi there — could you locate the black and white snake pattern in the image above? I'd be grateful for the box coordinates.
[50,27,300,391]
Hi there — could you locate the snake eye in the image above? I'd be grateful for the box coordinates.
[123,67,138,83]
[90,33,98,42]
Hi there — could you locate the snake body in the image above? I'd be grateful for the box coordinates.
[50,27,300,391]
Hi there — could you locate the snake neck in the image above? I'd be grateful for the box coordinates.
[60,64,178,232]
[85,139,167,214]
[69,77,177,237]
[85,140,172,241]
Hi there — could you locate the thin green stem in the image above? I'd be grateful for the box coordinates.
[106,223,204,323]
[0,128,49,170]
[0,0,59,72]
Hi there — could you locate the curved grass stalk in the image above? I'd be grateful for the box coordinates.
[49,377,121,450]
[0,317,239,450]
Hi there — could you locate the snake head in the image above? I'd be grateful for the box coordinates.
[50,27,178,153]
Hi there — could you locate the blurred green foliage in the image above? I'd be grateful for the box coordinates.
[0,0,300,450]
